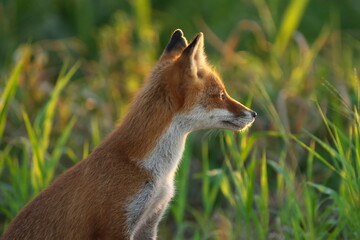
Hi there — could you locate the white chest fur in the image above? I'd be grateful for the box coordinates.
[141,115,189,178]
[126,115,190,238]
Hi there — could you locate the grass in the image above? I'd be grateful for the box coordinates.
[1,0,360,239]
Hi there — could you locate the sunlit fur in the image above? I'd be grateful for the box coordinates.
[2,29,256,240]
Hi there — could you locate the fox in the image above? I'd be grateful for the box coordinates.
[2,29,256,240]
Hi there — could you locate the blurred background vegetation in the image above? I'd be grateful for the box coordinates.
[1,0,360,239]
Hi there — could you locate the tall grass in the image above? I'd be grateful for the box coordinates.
[0,53,79,226]
[1,0,360,239]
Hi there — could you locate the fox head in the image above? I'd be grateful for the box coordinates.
[145,29,257,132]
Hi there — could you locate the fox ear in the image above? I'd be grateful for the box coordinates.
[160,29,188,60]
[179,32,206,76]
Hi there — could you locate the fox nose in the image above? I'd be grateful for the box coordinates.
[251,111,257,118]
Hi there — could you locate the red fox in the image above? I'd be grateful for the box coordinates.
[2,29,256,240]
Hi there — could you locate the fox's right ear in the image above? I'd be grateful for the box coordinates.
[178,32,205,77]
[160,29,188,61]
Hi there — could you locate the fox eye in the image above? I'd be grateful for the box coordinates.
[219,91,225,100]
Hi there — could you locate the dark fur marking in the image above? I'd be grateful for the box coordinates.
[165,29,187,52]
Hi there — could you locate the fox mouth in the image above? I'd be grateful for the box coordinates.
[222,120,242,129]
[222,118,255,131]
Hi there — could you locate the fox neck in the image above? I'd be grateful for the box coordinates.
[106,79,190,178]
[140,115,190,178]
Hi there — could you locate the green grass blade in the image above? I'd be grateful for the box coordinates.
[244,157,256,219]
[91,116,101,147]
[220,171,235,207]
[291,134,339,173]
[201,141,211,217]
[0,47,30,142]
[39,62,80,154]
[22,109,44,193]
[273,0,310,57]
[45,117,77,185]
[259,152,269,238]
[307,181,337,196]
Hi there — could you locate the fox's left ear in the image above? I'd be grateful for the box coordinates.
[178,32,206,77]
[160,29,188,61]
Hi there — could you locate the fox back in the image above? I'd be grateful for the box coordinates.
[2,29,256,240]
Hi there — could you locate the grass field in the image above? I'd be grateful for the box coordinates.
[1,0,360,239]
